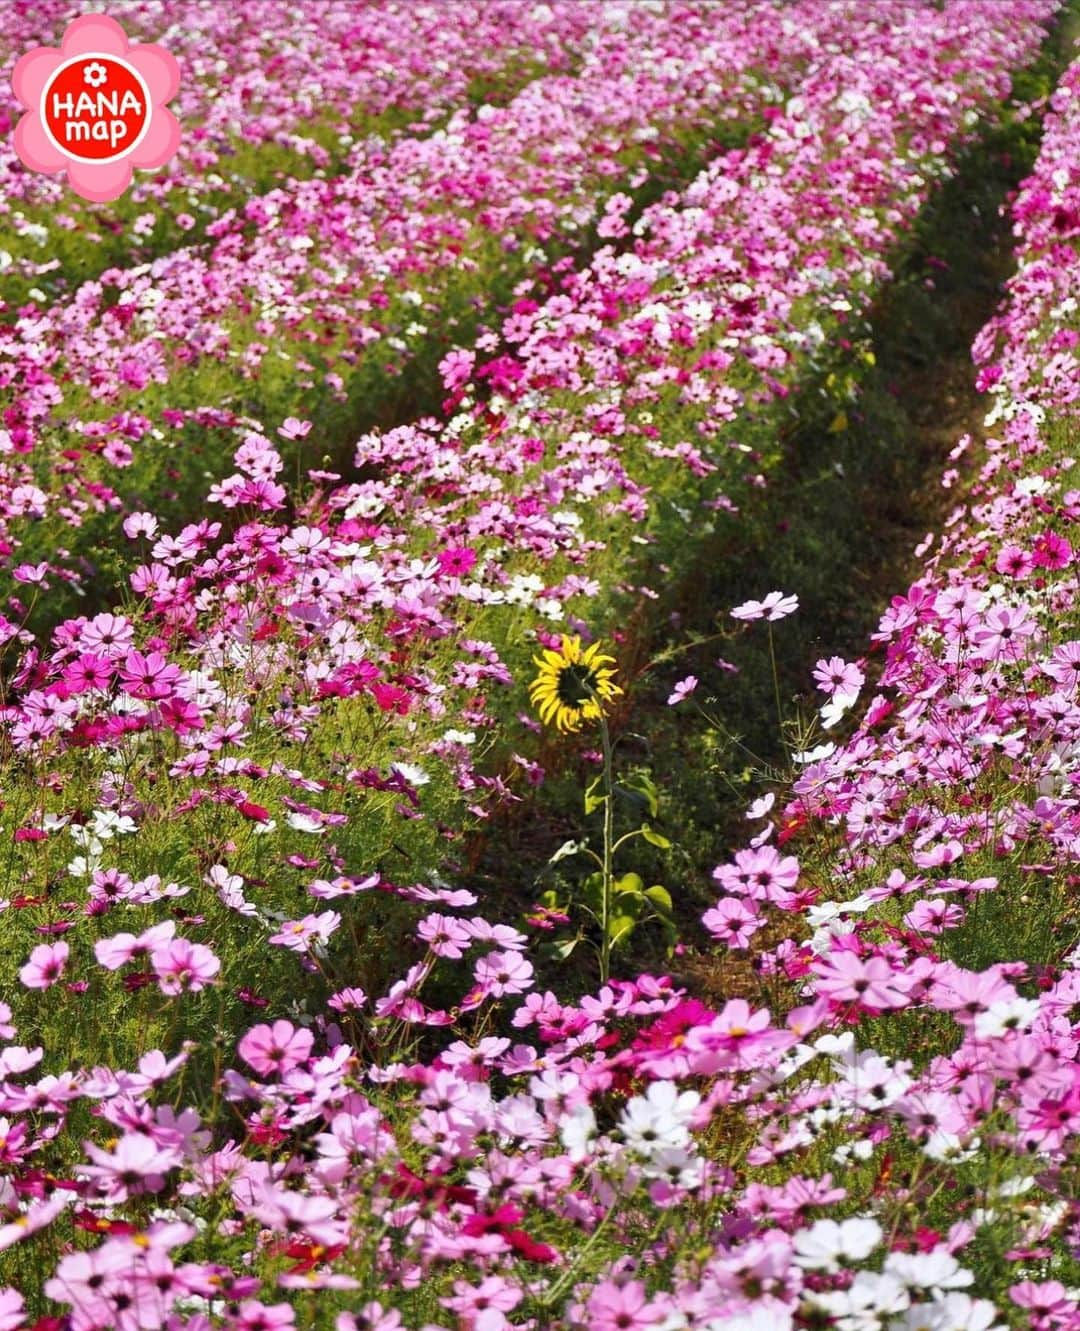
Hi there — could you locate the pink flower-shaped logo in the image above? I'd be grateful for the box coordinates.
[12,14,180,202]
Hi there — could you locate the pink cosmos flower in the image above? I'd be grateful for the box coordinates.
[438,348,476,391]
[0,1288,24,1331]
[714,845,800,905]
[79,612,134,655]
[417,912,473,959]
[249,1187,347,1247]
[666,675,699,705]
[702,897,762,948]
[234,1302,297,1330]
[79,1132,182,1199]
[19,941,68,990]
[337,1303,402,1331]
[122,512,159,540]
[812,656,865,698]
[94,921,176,970]
[812,951,913,1011]
[436,546,478,577]
[0,1193,71,1251]
[62,652,114,693]
[584,1280,662,1331]
[238,1020,314,1077]
[474,950,535,998]
[731,590,799,622]
[118,649,182,700]
[279,417,313,442]
[970,604,1035,658]
[268,911,341,951]
[150,938,220,994]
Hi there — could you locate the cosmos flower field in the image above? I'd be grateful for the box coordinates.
[1,1,1080,1327]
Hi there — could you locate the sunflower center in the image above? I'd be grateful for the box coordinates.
[556,663,601,709]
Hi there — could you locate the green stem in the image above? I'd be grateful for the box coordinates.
[539,1200,620,1310]
[767,622,784,740]
[598,710,615,987]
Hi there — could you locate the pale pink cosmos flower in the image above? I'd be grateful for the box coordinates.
[122,512,159,540]
[474,950,535,998]
[269,911,341,951]
[0,1193,71,1251]
[0,1288,24,1331]
[94,921,176,970]
[233,1302,297,1331]
[327,986,367,1012]
[337,1303,402,1331]
[279,417,312,441]
[249,1186,347,1247]
[666,675,698,705]
[79,612,134,656]
[19,942,68,990]
[417,912,472,959]
[78,1132,181,1199]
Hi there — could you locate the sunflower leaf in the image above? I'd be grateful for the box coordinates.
[584,777,606,815]
[644,884,673,915]
[608,914,637,947]
[640,824,671,849]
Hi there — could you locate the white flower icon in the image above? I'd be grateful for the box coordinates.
[83,61,108,88]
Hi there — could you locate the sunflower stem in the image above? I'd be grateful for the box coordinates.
[597,709,615,986]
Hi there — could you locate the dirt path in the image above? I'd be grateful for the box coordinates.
[465,12,1080,993]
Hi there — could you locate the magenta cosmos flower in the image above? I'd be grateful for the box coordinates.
[13,14,180,202]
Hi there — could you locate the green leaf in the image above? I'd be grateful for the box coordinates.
[581,871,604,912]
[640,824,671,850]
[644,884,673,914]
[626,771,660,818]
[584,777,607,816]
[613,872,644,899]
[608,914,637,947]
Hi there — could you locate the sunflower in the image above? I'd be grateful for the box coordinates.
[528,635,622,733]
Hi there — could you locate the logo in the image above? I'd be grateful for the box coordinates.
[12,14,179,202]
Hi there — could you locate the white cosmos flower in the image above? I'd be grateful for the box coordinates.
[923,1131,979,1163]
[812,1270,910,1329]
[286,812,325,834]
[792,1216,883,1272]
[707,1311,792,1331]
[558,1103,596,1163]
[884,1249,974,1294]
[641,1145,705,1190]
[888,1293,1005,1331]
[619,1080,700,1156]
[973,996,1040,1039]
